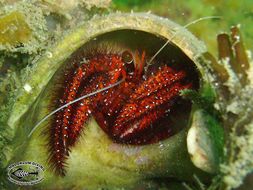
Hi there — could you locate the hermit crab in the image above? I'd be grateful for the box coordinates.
[0,4,253,190]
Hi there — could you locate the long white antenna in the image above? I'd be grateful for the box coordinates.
[28,79,124,137]
[147,16,222,66]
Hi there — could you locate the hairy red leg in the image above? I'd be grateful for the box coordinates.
[118,106,168,142]
[49,53,125,175]
[49,67,87,175]
[95,80,138,117]
[112,82,191,141]
[49,75,108,175]
[67,74,108,145]
[68,71,123,145]
[130,67,186,100]
[111,65,192,143]
[92,81,138,135]
[94,51,145,121]
[93,51,146,127]
[68,62,127,142]
[113,66,187,126]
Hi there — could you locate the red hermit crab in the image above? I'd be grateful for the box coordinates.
[48,39,199,175]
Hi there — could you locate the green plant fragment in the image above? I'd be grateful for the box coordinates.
[0,11,32,46]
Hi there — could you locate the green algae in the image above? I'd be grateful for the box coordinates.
[0,11,32,46]
[0,1,48,54]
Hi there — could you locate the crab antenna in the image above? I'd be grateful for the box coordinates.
[28,79,124,138]
[147,16,222,66]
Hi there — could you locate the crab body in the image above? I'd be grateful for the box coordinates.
[49,48,193,175]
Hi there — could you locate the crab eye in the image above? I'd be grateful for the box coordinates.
[122,50,133,64]
[122,50,135,75]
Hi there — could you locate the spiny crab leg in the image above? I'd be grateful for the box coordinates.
[130,69,186,100]
[68,69,125,147]
[112,65,192,142]
[49,54,125,175]
[49,67,87,175]
[113,82,192,142]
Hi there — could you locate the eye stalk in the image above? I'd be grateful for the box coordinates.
[122,50,146,77]
[122,50,135,76]
[122,50,133,64]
